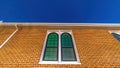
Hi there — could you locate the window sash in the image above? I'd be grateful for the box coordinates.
[61,33,77,61]
[43,33,59,61]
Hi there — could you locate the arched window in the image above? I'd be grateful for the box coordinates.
[111,33,120,41]
[61,33,77,61]
[43,33,59,61]
[40,30,80,64]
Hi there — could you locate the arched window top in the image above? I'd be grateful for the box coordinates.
[61,33,73,47]
[61,32,71,37]
[47,32,59,47]
[48,32,58,38]
[111,33,120,41]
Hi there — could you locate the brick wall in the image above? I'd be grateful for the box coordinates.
[0,26,120,67]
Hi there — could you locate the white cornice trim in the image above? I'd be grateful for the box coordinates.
[1,22,120,27]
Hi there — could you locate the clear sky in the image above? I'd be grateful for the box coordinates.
[0,0,120,23]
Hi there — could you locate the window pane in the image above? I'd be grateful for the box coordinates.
[62,48,76,61]
[61,33,77,61]
[47,33,58,47]
[44,56,57,60]
[43,33,58,61]
[46,48,57,52]
[61,33,73,47]
[43,48,58,61]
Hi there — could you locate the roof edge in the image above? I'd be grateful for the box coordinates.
[1,22,120,27]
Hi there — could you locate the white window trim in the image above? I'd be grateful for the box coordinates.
[39,30,81,64]
[109,30,120,35]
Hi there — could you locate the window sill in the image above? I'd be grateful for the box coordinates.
[39,61,81,64]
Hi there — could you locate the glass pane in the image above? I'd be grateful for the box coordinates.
[62,48,76,61]
[43,48,58,61]
[43,33,58,61]
[46,33,58,47]
[61,33,73,47]
[44,56,57,60]
[112,33,120,41]
[47,41,58,47]
[48,33,58,39]
[46,48,57,52]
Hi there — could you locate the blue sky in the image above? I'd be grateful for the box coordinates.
[0,0,120,23]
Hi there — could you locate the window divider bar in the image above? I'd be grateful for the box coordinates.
[58,30,61,63]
